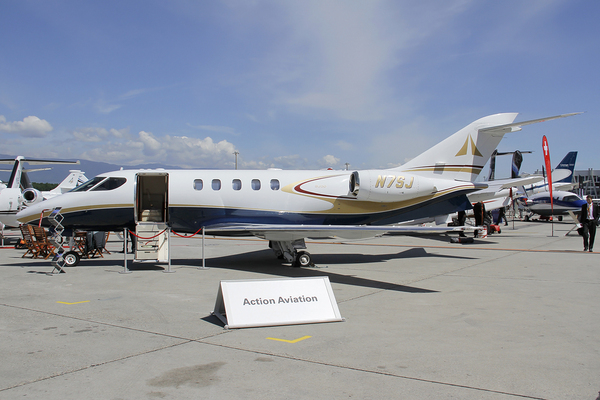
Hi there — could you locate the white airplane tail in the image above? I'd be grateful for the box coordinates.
[396,112,580,183]
[48,170,88,195]
[397,113,519,182]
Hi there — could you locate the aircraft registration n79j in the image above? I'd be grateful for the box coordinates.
[17,112,580,267]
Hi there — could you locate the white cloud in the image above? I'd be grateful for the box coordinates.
[321,154,340,167]
[72,127,130,142]
[78,129,239,168]
[139,131,162,155]
[109,128,129,138]
[0,115,53,137]
[94,99,121,114]
[272,154,303,169]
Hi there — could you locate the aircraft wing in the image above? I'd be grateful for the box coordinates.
[204,224,476,241]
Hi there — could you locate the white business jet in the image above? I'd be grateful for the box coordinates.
[0,156,86,227]
[17,113,579,267]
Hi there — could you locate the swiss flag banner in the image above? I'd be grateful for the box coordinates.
[542,135,553,212]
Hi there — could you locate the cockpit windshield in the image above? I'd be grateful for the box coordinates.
[70,177,127,192]
[71,177,105,192]
[92,177,126,191]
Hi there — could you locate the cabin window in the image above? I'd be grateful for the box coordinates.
[212,179,221,190]
[232,179,242,190]
[91,177,126,191]
[251,179,261,190]
[270,179,280,190]
[194,179,203,190]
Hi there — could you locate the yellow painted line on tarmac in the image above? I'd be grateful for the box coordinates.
[56,301,90,305]
[267,335,312,343]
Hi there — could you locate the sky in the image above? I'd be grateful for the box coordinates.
[1,0,599,177]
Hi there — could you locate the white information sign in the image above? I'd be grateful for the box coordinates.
[212,277,343,329]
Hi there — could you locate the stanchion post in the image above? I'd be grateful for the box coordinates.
[120,227,132,274]
[199,226,209,270]
[164,227,175,273]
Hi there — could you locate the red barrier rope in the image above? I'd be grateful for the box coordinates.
[171,227,203,238]
[127,228,168,240]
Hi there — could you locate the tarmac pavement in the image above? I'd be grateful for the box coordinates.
[0,219,599,399]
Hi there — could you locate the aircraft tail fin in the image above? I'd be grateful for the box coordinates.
[398,113,519,182]
[511,150,524,179]
[5,157,24,189]
[48,170,88,194]
[397,112,581,182]
[488,149,531,180]
[0,156,81,190]
[552,151,577,183]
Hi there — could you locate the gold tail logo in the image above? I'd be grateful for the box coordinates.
[455,135,483,157]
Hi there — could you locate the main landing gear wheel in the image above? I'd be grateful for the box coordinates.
[63,251,80,267]
[293,251,312,268]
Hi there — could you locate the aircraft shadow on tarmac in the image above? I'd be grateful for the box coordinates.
[12,246,478,293]
[383,232,499,245]
[173,246,477,294]
[314,246,477,264]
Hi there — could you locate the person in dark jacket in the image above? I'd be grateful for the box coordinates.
[497,206,508,226]
[473,201,485,237]
[581,195,599,252]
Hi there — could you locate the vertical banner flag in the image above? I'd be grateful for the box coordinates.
[542,135,553,213]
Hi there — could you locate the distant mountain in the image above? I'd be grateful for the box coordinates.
[0,154,182,184]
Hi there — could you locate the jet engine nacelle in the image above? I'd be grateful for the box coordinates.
[22,188,44,206]
[349,170,438,202]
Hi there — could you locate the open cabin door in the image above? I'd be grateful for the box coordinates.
[136,173,168,223]
[134,173,169,262]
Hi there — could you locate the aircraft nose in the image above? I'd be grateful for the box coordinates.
[17,203,47,225]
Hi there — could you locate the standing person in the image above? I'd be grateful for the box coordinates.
[473,201,485,237]
[457,210,466,237]
[496,206,508,226]
[581,195,599,252]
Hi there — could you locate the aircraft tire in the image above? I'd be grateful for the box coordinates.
[63,251,80,267]
[294,251,312,268]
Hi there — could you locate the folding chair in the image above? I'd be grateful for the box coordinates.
[19,225,39,258]
[32,226,56,260]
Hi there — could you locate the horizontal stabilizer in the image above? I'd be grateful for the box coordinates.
[0,158,80,165]
[497,175,544,190]
[479,112,582,136]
